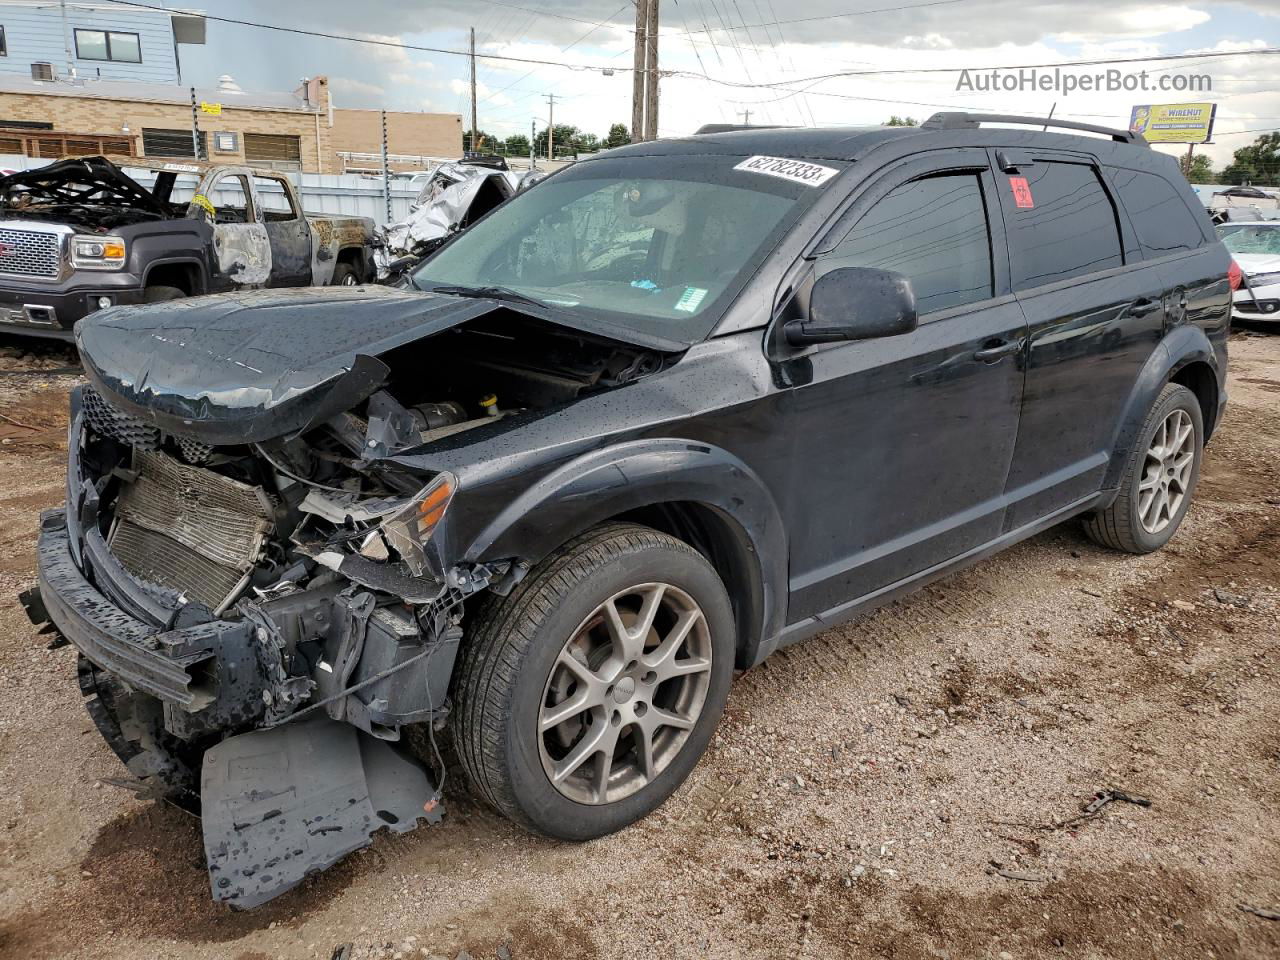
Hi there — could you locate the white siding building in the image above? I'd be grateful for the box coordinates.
[0,1,204,85]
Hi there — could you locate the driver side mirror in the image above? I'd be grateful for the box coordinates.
[784,266,918,347]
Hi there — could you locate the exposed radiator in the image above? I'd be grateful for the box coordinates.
[109,449,274,613]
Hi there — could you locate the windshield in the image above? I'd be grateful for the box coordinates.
[1218,224,1280,256]
[412,154,842,342]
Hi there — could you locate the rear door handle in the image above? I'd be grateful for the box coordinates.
[1129,297,1162,317]
[973,338,1022,362]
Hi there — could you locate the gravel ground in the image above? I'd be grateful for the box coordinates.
[0,332,1277,960]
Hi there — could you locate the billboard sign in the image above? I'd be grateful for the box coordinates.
[1129,102,1216,143]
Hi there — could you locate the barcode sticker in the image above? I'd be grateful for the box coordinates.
[734,155,839,187]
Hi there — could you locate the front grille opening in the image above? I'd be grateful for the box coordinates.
[0,227,60,278]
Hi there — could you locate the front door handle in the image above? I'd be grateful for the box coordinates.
[973,338,1022,362]
[1130,297,1162,317]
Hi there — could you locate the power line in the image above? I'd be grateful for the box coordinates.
[92,0,1280,98]
[684,0,967,33]
[479,1,630,107]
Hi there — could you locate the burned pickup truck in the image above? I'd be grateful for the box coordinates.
[23,119,1226,910]
[0,155,375,339]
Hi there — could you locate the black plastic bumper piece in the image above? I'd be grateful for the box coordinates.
[35,509,248,711]
[202,718,442,909]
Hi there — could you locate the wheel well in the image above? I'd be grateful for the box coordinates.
[144,262,201,296]
[336,246,368,281]
[613,501,764,669]
[1170,361,1218,440]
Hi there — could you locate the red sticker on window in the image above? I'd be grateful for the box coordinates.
[1009,176,1034,208]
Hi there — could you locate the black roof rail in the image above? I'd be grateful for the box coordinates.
[693,123,793,135]
[920,112,1147,146]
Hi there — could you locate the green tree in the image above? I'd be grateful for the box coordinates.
[534,124,581,159]
[504,133,530,157]
[885,115,918,127]
[1220,132,1280,187]
[603,123,631,149]
[575,132,601,153]
[1180,153,1216,184]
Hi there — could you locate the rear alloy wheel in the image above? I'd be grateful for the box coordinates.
[451,523,735,840]
[1084,382,1203,553]
[1136,407,1196,535]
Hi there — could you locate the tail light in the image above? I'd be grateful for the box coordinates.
[1228,260,1243,291]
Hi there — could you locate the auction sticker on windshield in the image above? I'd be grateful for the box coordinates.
[734,155,839,187]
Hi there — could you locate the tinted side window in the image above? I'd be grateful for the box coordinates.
[829,173,993,314]
[1003,162,1122,290]
[1108,167,1205,257]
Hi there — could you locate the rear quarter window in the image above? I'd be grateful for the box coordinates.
[1107,167,1207,258]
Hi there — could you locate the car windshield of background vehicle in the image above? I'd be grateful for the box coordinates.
[412,154,845,343]
[1219,224,1280,256]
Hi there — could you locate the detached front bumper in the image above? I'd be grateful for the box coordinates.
[26,507,455,908]
[32,509,249,711]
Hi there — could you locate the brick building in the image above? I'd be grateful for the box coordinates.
[0,74,464,174]
[330,108,464,173]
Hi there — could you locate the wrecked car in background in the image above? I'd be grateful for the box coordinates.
[23,115,1229,910]
[374,155,548,279]
[0,156,376,339]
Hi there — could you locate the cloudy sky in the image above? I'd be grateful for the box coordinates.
[175,0,1279,168]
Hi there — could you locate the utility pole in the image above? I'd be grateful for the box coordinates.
[469,27,479,154]
[631,0,647,142]
[545,93,557,160]
[530,117,536,169]
[643,0,660,141]
[738,109,753,126]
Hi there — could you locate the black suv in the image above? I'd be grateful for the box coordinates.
[24,114,1230,908]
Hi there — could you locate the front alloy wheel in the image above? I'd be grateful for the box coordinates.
[450,524,735,840]
[539,583,713,805]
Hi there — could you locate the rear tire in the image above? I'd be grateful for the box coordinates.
[332,262,360,286]
[1083,382,1203,553]
[451,523,735,840]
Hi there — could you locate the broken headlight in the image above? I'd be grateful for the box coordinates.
[380,471,456,577]
[72,235,127,270]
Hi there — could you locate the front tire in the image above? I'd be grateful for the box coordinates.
[1083,382,1203,553]
[451,523,735,840]
[143,285,186,303]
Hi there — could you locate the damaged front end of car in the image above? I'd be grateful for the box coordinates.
[21,285,673,908]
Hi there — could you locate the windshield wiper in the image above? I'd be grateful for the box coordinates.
[429,284,546,308]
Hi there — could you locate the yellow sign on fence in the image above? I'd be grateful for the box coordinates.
[1129,103,1216,143]
[200,101,222,116]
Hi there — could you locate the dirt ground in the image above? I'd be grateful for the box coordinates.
[0,332,1277,960]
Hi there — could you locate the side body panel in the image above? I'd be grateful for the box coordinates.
[991,148,1170,528]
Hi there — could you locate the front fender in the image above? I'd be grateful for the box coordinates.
[463,438,789,667]
[1102,323,1222,492]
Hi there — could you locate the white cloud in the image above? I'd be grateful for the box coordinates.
[330,76,386,98]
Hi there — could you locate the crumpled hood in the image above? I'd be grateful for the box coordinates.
[77,286,498,445]
[1236,253,1280,280]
